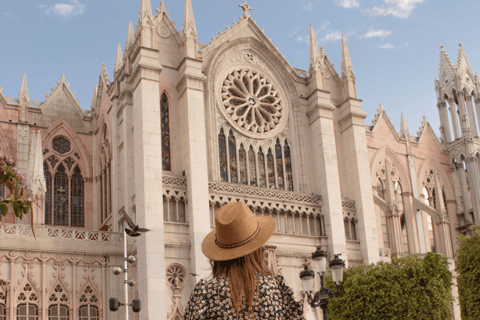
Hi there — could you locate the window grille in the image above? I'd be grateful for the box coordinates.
[16,303,38,319]
[48,304,69,320]
[161,93,171,171]
[54,164,69,226]
[71,166,84,227]
[0,303,5,320]
[79,305,99,320]
[44,162,52,225]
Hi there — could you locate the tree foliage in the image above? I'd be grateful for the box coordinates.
[325,253,453,320]
[456,228,480,320]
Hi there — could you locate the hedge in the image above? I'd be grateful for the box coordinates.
[456,228,480,320]
[325,252,453,320]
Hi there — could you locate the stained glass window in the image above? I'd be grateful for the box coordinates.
[284,141,293,191]
[228,131,238,183]
[48,304,69,320]
[79,305,99,320]
[16,303,38,319]
[248,146,257,186]
[218,128,228,182]
[258,147,266,188]
[71,167,84,227]
[161,93,171,171]
[54,164,69,226]
[239,144,247,184]
[44,162,52,225]
[275,139,284,190]
[267,149,275,188]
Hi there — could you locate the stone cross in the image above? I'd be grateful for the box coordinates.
[239,1,252,17]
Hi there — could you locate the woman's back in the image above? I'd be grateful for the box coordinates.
[184,274,304,320]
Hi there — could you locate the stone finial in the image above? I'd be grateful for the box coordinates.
[459,42,463,48]
[341,33,355,81]
[238,0,252,18]
[126,20,134,48]
[160,0,165,11]
[90,84,97,110]
[309,25,320,69]
[139,0,153,20]
[182,0,197,39]
[114,43,123,72]
[19,73,29,106]
[400,113,409,138]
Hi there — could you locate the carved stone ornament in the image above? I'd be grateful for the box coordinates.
[52,136,71,154]
[166,263,187,289]
[219,67,287,139]
[157,25,170,38]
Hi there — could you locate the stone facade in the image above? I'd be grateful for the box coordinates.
[0,1,472,319]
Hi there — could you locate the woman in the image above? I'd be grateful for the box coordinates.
[184,201,305,319]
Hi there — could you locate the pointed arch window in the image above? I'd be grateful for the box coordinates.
[267,149,275,188]
[16,303,38,319]
[161,93,171,171]
[54,164,69,226]
[218,128,228,181]
[239,144,247,184]
[0,291,5,320]
[284,141,293,191]
[71,167,84,227]
[228,131,237,183]
[258,147,266,187]
[248,146,257,186]
[48,305,69,320]
[44,162,52,225]
[79,305,99,320]
[275,139,284,189]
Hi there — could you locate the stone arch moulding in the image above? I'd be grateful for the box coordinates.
[204,37,307,192]
[369,146,412,193]
[0,125,13,158]
[42,118,92,177]
[417,156,454,199]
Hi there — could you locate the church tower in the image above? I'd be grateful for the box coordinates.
[435,43,480,230]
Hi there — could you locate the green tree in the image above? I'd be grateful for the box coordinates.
[325,252,453,320]
[456,227,480,320]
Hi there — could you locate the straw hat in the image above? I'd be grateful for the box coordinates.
[202,201,275,261]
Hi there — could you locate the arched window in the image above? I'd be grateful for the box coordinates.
[218,128,228,182]
[258,147,266,188]
[239,144,247,184]
[71,167,84,227]
[344,219,351,240]
[266,149,275,188]
[54,164,69,226]
[275,139,284,189]
[248,146,256,186]
[161,93,171,171]
[44,162,52,225]
[228,131,237,183]
[0,291,5,320]
[48,304,69,320]
[16,303,38,319]
[284,141,293,191]
[79,305,99,320]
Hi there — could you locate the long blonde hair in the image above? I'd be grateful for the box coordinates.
[211,246,272,315]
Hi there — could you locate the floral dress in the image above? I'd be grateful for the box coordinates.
[184,274,305,319]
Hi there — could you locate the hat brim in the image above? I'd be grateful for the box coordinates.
[202,216,275,261]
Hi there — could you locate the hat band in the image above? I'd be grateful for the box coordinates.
[215,223,260,249]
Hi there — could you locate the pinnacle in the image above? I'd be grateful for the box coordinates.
[183,0,197,39]
[139,0,153,22]
[114,43,123,72]
[90,84,97,109]
[19,73,29,105]
[309,25,321,70]
[400,113,409,137]
[341,34,354,79]
[126,20,134,48]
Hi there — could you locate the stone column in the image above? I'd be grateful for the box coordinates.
[177,58,211,280]
[447,98,460,139]
[401,192,420,254]
[338,98,379,264]
[435,216,453,258]
[131,46,166,320]
[456,92,469,134]
[106,162,111,216]
[465,156,480,224]
[474,97,480,134]
[456,162,472,216]
[306,91,347,263]
[438,101,452,143]
[465,94,478,136]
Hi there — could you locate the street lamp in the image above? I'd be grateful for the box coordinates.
[299,247,345,320]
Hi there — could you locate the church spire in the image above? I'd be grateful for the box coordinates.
[139,0,152,21]
[341,34,357,99]
[183,0,197,39]
[126,20,134,49]
[19,73,29,106]
[90,84,97,110]
[309,25,321,72]
[400,113,409,138]
[114,43,123,72]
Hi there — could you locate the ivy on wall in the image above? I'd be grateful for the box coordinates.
[325,253,453,320]
[456,228,480,320]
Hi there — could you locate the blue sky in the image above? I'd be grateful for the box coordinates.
[1,0,479,137]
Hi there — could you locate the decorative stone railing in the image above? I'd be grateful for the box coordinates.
[1,224,123,243]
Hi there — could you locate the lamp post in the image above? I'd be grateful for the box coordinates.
[299,247,345,320]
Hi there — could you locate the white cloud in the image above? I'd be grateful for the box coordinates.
[0,12,18,21]
[37,0,85,19]
[303,2,313,11]
[317,21,330,33]
[335,0,360,9]
[321,31,354,42]
[361,29,392,39]
[380,43,395,49]
[364,0,423,19]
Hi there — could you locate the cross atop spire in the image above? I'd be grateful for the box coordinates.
[183,0,197,39]
[114,43,123,72]
[19,73,29,106]
[341,34,355,80]
[239,1,252,18]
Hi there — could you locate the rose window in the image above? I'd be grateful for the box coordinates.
[221,68,285,137]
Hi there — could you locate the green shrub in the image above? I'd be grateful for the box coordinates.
[324,252,453,320]
[456,228,480,320]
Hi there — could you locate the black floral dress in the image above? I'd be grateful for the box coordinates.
[184,274,305,319]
